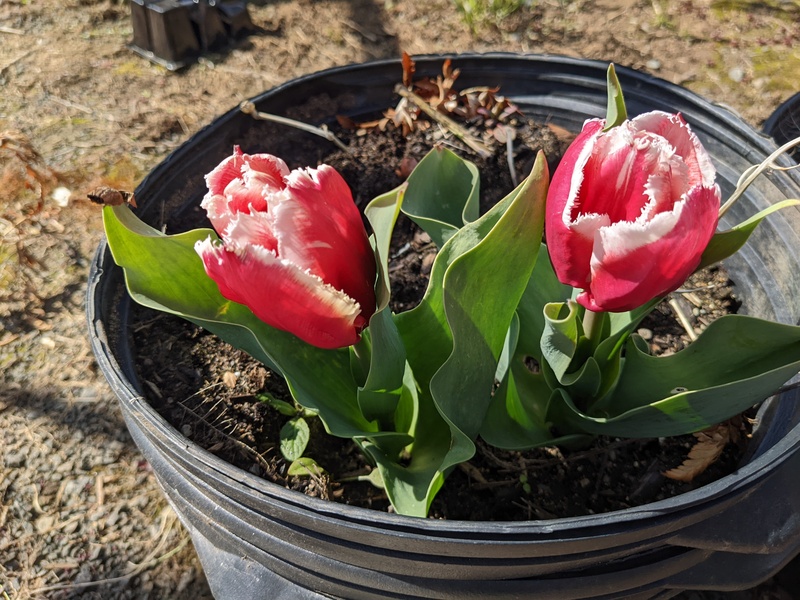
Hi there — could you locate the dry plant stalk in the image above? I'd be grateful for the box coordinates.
[345,52,523,160]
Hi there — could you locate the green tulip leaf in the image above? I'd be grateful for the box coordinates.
[382,152,549,516]
[699,199,800,270]
[365,185,406,311]
[559,356,602,400]
[549,315,800,438]
[362,364,450,516]
[585,299,660,413]
[355,186,409,423]
[603,63,628,131]
[540,300,587,382]
[515,244,572,359]
[401,147,481,248]
[495,313,520,385]
[431,151,549,449]
[480,359,554,450]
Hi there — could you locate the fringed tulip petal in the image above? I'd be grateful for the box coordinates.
[546,119,605,288]
[274,165,377,317]
[196,237,364,349]
[632,111,716,187]
[202,147,291,235]
[584,184,721,311]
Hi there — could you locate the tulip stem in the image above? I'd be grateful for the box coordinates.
[718,135,800,219]
[582,309,606,346]
[351,335,372,386]
[239,101,352,153]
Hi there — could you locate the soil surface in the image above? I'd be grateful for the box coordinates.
[2,0,800,598]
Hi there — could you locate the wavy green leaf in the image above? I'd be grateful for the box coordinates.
[356,186,408,422]
[383,153,549,516]
[549,315,800,438]
[515,244,571,360]
[540,301,584,382]
[401,147,480,248]
[480,358,554,449]
[699,199,800,270]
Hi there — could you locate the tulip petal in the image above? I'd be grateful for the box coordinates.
[545,118,605,288]
[202,149,290,235]
[195,237,364,349]
[274,165,377,318]
[632,111,716,188]
[582,184,721,312]
[205,148,289,197]
[226,210,279,254]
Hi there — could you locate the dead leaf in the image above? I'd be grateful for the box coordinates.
[663,421,741,482]
[87,186,137,208]
[401,51,415,88]
[353,53,523,140]
[335,114,358,129]
[395,156,418,179]
[222,371,238,389]
[546,123,578,143]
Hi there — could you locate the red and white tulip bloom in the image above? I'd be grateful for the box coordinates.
[545,111,721,312]
[195,147,377,349]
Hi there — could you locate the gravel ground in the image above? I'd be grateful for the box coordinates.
[1,0,799,598]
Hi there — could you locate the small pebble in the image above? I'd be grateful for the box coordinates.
[35,515,55,533]
[729,67,745,83]
[646,59,662,70]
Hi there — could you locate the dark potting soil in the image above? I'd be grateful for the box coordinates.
[130,117,750,521]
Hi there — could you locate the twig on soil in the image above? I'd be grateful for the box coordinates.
[239,101,351,153]
[340,19,378,42]
[668,297,698,341]
[394,84,493,158]
[47,94,92,114]
[0,26,25,35]
[0,49,35,75]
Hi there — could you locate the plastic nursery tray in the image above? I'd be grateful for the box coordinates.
[128,0,254,70]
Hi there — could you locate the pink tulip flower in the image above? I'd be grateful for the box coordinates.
[545,111,721,312]
[195,147,377,349]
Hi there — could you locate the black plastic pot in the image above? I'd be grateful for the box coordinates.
[87,54,800,599]
[763,91,800,162]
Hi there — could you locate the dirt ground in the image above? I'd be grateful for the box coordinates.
[1,0,799,598]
